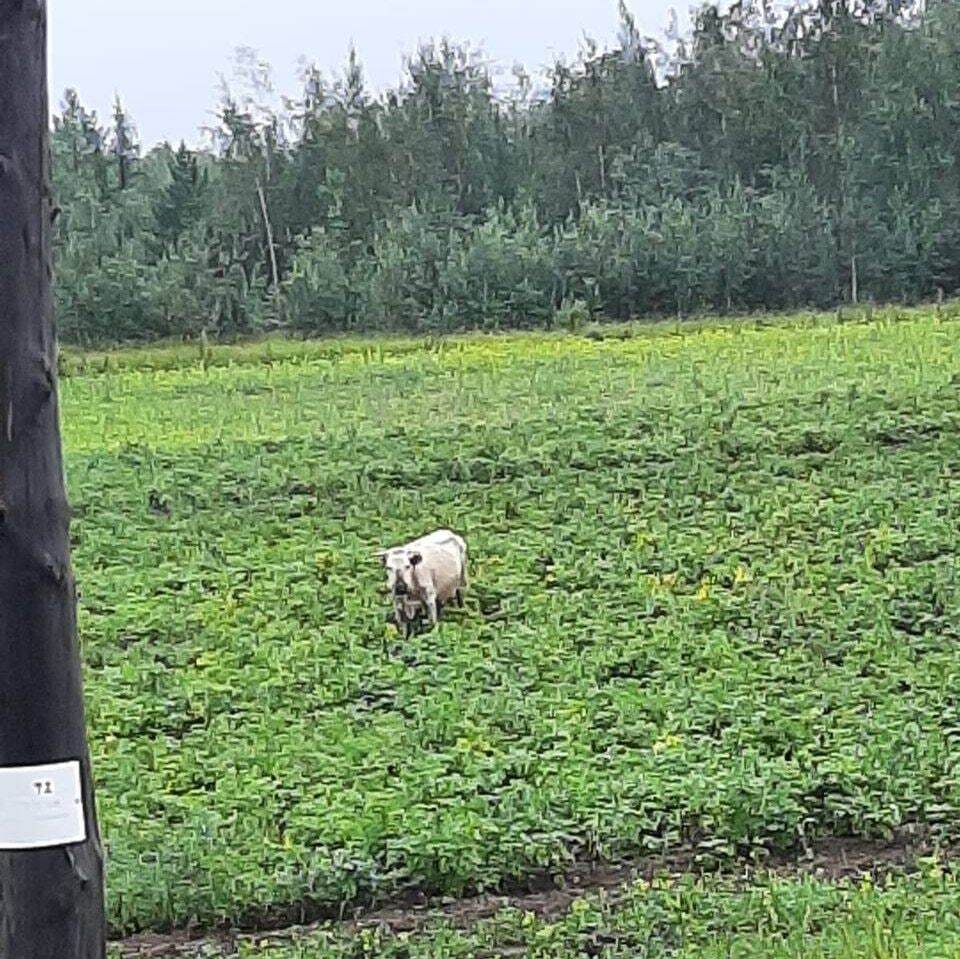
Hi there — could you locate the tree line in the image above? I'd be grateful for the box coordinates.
[52,0,960,345]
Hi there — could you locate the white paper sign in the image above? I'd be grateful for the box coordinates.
[0,760,86,850]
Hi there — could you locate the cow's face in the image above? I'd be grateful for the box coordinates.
[381,549,423,597]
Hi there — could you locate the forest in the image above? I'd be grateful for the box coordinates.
[52,0,958,345]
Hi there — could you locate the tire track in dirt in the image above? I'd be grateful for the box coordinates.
[115,832,954,957]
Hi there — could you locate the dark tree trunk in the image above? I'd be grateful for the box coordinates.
[0,3,106,957]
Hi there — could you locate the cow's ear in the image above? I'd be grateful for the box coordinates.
[375,549,388,566]
[409,551,423,567]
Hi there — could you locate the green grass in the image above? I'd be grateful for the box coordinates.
[65,308,960,935]
[108,863,960,957]
[59,301,957,379]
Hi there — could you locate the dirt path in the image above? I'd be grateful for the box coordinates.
[115,834,950,957]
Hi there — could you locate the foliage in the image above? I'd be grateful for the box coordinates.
[64,309,960,934]
[280,229,354,333]
[50,0,960,344]
[108,863,960,957]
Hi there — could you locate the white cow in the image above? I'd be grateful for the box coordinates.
[378,529,468,636]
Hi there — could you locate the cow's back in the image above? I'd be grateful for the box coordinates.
[417,540,463,602]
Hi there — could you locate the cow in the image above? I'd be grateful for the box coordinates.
[378,529,468,636]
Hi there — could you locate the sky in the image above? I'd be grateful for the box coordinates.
[49,0,690,149]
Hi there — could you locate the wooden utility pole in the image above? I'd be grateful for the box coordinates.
[0,3,106,956]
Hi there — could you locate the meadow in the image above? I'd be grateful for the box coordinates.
[112,864,960,958]
[63,307,960,940]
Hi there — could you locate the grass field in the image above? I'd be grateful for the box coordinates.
[110,862,960,957]
[63,307,960,939]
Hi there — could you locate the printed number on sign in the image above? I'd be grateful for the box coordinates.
[0,761,86,850]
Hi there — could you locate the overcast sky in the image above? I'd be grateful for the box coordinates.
[50,1,691,148]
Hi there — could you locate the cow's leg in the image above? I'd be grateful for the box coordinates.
[424,591,439,626]
[395,602,412,638]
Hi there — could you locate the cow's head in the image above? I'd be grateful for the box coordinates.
[378,548,423,598]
